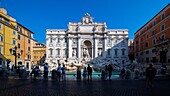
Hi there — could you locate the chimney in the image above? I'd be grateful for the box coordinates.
[0,8,7,14]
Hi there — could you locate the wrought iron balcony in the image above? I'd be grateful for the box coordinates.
[154,38,170,47]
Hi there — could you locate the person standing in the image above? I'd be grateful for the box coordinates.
[83,67,87,80]
[146,64,157,88]
[120,67,125,79]
[108,64,113,80]
[57,64,62,81]
[87,64,92,81]
[34,66,40,80]
[105,65,108,80]
[44,63,48,80]
[61,64,66,80]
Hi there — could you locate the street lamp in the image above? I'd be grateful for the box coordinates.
[9,46,17,69]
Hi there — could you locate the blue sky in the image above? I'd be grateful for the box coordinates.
[0,0,169,43]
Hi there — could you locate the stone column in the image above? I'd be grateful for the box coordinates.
[91,47,93,59]
[103,36,107,58]
[77,38,81,58]
[94,38,98,58]
[104,37,107,51]
[68,37,72,58]
[61,38,63,58]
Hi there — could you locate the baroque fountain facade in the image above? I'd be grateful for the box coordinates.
[46,13,129,71]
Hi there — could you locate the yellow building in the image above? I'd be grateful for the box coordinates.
[0,8,18,68]
[0,8,37,71]
[33,43,46,65]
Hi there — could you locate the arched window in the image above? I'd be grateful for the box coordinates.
[114,49,118,55]
[122,49,125,55]
[56,49,60,55]
[49,49,53,55]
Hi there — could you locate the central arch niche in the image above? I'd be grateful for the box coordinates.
[83,40,92,58]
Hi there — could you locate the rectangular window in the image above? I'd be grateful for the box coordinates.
[18,53,21,58]
[27,32,31,37]
[57,49,60,55]
[12,39,16,45]
[18,43,20,49]
[63,49,66,55]
[18,26,22,33]
[28,47,30,51]
[146,42,148,47]
[50,49,53,55]
[146,26,149,30]
[154,29,156,35]
[115,50,118,55]
[161,14,165,20]
[0,35,3,42]
[18,34,20,40]
[161,24,165,31]
[58,38,60,43]
[28,39,30,44]
[50,38,52,43]
[0,46,2,54]
[0,24,2,29]
[122,50,125,55]
[13,30,16,35]
[153,20,156,26]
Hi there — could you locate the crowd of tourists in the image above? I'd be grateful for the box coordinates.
[0,62,168,89]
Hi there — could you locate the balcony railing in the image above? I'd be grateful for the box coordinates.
[56,44,61,47]
[48,55,54,58]
[55,55,61,58]
[155,38,170,47]
[49,43,53,47]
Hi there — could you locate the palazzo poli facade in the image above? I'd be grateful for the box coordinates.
[46,14,129,69]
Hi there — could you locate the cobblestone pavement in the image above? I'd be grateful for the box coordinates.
[0,79,170,96]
